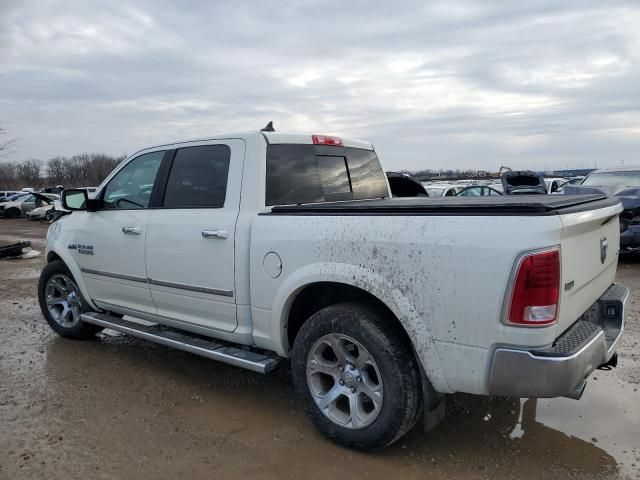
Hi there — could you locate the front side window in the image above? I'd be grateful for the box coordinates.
[163,145,231,208]
[103,151,164,209]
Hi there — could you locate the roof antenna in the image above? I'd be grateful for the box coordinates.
[261,121,275,132]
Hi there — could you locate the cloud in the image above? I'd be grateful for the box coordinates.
[0,0,639,171]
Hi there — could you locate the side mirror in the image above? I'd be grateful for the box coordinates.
[62,189,89,211]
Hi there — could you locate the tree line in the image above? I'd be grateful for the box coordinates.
[0,154,126,191]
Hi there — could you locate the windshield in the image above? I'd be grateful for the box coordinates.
[581,171,640,187]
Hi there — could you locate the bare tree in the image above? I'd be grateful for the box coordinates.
[0,161,18,190]
[15,159,41,187]
[0,126,17,158]
[0,154,124,190]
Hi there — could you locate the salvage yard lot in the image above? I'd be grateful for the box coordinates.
[1,218,638,479]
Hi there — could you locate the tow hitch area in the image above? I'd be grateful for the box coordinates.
[598,353,618,370]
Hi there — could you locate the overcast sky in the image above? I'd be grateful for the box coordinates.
[1,0,639,171]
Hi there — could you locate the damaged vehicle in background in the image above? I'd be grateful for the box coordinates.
[26,203,56,221]
[500,169,548,195]
[386,171,429,197]
[564,166,640,253]
[0,192,59,218]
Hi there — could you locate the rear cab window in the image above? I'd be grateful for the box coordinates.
[266,144,388,206]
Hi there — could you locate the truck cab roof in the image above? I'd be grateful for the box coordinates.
[135,131,373,158]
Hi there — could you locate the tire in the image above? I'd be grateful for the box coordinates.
[38,259,103,339]
[5,207,21,219]
[291,302,423,450]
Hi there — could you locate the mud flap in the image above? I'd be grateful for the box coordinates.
[422,369,446,432]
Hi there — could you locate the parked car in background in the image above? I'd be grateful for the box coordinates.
[386,172,429,197]
[0,192,29,207]
[0,191,19,202]
[0,192,59,218]
[423,184,463,197]
[565,176,585,185]
[564,166,640,253]
[456,185,503,197]
[501,170,548,195]
[26,203,56,221]
[544,178,567,194]
[39,129,627,449]
[40,185,65,194]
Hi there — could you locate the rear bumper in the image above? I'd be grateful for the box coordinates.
[488,283,629,398]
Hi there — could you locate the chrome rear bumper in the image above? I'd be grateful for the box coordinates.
[488,283,629,398]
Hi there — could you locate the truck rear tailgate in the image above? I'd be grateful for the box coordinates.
[556,202,623,334]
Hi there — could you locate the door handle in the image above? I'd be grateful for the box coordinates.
[122,226,141,235]
[202,229,228,239]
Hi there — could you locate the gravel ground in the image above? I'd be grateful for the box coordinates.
[0,218,638,479]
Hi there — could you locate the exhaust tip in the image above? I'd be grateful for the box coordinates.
[563,380,587,400]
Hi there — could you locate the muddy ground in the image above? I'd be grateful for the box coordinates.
[0,218,638,479]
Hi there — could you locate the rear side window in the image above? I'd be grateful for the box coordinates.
[266,145,388,206]
[163,145,231,208]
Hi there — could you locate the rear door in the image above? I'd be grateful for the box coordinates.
[145,140,244,333]
[20,194,37,213]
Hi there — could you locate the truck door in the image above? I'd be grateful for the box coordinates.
[145,140,244,333]
[76,150,165,314]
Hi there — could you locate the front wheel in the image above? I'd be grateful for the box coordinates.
[291,303,423,450]
[5,207,21,218]
[38,260,103,339]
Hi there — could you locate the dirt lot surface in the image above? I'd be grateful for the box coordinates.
[1,218,638,479]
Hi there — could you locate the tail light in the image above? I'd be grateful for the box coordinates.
[312,134,343,146]
[507,249,560,326]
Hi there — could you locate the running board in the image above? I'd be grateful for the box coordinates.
[80,312,282,374]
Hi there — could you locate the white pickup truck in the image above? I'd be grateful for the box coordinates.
[39,130,628,449]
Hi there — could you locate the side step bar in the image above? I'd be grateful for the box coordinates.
[81,312,282,374]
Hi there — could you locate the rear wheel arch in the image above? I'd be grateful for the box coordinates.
[286,282,412,351]
[275,269,450,393]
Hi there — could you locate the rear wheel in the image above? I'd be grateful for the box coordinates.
[291,302,423,450]
[38,260,103,339]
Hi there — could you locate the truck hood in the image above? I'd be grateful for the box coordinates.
[563,185,640,209]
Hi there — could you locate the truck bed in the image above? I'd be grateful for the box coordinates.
[268,194,618,216]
